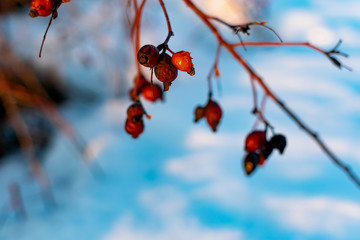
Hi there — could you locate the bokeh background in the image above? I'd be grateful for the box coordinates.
[0,0,360,239]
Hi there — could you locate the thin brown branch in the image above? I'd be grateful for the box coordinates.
[158,0,172,34]
[183,0,360,188]
[232,41,325,55]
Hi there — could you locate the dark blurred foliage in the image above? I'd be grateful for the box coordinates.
[0,0,31,15]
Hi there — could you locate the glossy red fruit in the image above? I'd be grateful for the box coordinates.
[154,53,178,91]
[204,99,222,132]
[171,51,195,75]
[29,0,54,18]
[245,130,266,152]
[127,103,144,120]
[125,118,144,139]
[141,83,163,102]
[137,45,160,68]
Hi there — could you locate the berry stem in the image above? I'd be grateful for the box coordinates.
[207,43,221,97]
[158,0,173,35]
[183,0,360,188]
[39,13,55,58]
[158,0,174,48]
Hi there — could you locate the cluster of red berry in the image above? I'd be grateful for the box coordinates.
[243,130,287,176]
[194,98,222,132]
[29,0,70,18]
[137,44,195,92]
[124,43,195,139]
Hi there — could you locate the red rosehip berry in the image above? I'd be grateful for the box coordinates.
[29,0,54,18]
[127,103,144,121]
[194,106,205,123]
[204,99,222,132]
[171,51,195,76]
[154,53,178,91]
[125,118,144,139]
[137,45,160,68]
[141,83,163,102]
[244,130,266,152]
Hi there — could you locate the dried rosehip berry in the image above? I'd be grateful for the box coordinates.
[154,53,178,91]
[204,99,222,132]
[29,0,54,18]
[171,51,195,76]
[243,152,260,176]
[194,106,205,122]
[129,75,149,101]
[270,134,287,154]
[244,130,266,152]
[137,45,160,68]
[141,83,163,102]
[125,118,144,139]
[259,154,266,166]
[260,140,273,159]
[127,103,144,120]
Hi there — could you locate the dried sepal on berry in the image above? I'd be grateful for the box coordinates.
[154,53,178,92]
[204,99,222,132]
[29,0,54,18]
[137,45,160,68]
[171,51,195,76]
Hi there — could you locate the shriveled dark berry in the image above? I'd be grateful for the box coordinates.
[260,140,273,159]
[243,152,260,176]
[154,53,178,91]
[270,134,287,154]
[137,45,160,68]
[127,103,144,121]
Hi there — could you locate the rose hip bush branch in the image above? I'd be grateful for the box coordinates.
[28,0,360,187]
